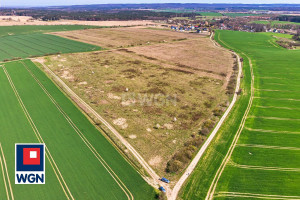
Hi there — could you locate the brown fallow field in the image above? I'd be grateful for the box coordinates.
[50,27,200,49]
[41,27,235,181]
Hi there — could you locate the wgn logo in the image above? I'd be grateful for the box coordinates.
[15,144,45,184]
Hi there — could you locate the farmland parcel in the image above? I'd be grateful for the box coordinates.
[0,33,100,62]
[181,30,300,199]
[42,27,235,180]
[0,60,155,199]
[0,25,155,199]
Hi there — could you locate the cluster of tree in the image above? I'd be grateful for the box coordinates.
[277,15,300,23]
[292,29,300,41]
[1,9,197,21]
[32,4,300,12]
[166,136,205,173]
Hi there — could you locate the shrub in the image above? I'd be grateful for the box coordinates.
[166,160,183,173]
[203,119,215,129]
[292,34,300,41]
[236,88,242,95]
[213,107,223,116]
[166,137,204,173]
[157,192,167,200]
[200,127,210,136]
[204,101,213,108]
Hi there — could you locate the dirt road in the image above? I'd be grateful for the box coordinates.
[205,52,254,200]
[169,33,243,200]
[32,32,240,199]
[33,59,164,190]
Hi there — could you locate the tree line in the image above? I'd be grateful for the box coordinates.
[0,9,196,21]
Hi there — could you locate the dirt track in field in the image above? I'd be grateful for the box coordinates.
[170,33,243,200]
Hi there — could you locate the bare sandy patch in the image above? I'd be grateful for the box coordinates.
[31,57,46,64]
[113,118,128,129]
[164,123,174,130]
[61,70,74,80]
[129,134,137,139]
[107,93,121,100]
[78,81,88,85]
[149,156,162,167]
[121,99,136,106]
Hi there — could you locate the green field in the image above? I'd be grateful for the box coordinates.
[180,30,300,199]
[0,59,155,199]
[0,33,101,61]
[213,31,300,199]
[272,20,300,26]
[154,9,222,16]
[252,20,300,26]
[251,20,270,24]
[0,25,101,37]
[179,32,253,200]
[223,13,260,17]
[198,12,223,16]
[258,32,293,39]
[154,9,194,13]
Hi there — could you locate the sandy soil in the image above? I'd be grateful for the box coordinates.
[43,49,230,177]
[0,18,159,27]
[51,27,199,49]
[129,38,233,77]
[0,16,33,22]
[51,27,232,82]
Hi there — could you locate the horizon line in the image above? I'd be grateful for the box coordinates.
[1,2,300,8]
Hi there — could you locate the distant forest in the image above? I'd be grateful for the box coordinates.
[0,9,197,21]
[1,3,300,21]
[277,15,300,23]
[38,4,300,11]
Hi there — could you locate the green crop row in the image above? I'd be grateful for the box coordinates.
[181,30,300,199]
[0,60,156,199]
[0,25,102,37]
[0,33,101,62]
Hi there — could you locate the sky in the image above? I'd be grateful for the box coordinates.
[1,0,300,7]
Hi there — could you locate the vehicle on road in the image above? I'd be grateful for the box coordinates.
[159,186,166,193]
[160,177,170,183]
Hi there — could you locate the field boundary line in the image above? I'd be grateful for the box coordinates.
[33,60,161,188]
[5,37,46,55]
[2,66,74,200]
[0,45,15,59]
[1,41,30,56]
[255,88,296,92]
[0,144,14,200]
[253,97,300,101]
[245,127,300,135]
[16,35,73,52]
[265,82,300,87]
[22,61,133,200]
[0,67,13,200]
[229,160,300,172]
[236,144,300,150]
[205,32,255,200]
[216,192,300,199]
[0,142,10,200]
[247,116,300,121]
[43,34,99,50]
[256,106,300,110]
[268,39,281,49]
[259,77,285,80]
[170,32,243,200]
